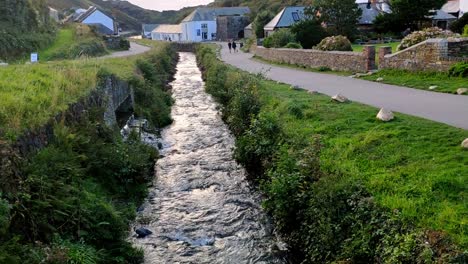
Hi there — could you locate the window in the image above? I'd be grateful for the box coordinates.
[292,12,300,22]
[197,29,201,36]
[201,23,208,29]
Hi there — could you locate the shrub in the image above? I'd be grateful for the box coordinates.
[448,62,468,77]
[315,35,352,51]
[290,19,328,49]
[263,29,296,48]
[254,11,274,38]
[397,27,459,51]
[284,42,302,49]
[450,13,468,34]
[464,25,468,37]
[49,39,108,60]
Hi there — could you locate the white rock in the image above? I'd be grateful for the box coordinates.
[376,77,384,82]
[462,138,468,149]
[376,108,394,122]
[429,85,438,90]
[457,88,468,95]
[332,94,348,103]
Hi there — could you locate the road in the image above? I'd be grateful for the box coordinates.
[219,44,468,130]
[101,42,150,59]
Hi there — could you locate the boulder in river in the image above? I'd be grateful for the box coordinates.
[332,94,348,103]
[376,108,394,122]
[135,227,153,238]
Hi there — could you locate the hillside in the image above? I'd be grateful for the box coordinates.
[211,0,314,14]
[47,0,198,32]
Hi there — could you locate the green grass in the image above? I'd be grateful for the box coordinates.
[360,69,468,94]
[0,41,170,140]
[259,81,468,246]
[352,42,400,53]
[39,28,75,61]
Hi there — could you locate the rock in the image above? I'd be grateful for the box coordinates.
[355,73,365,78]
[462,138,468,149]
[429,85,438,90]
[376,108,394,122]
[135,227,152,238]
[376,77,384,82]
[308,90,318,95]
[366,71,375,76]
[349,75,356,78]
[457,88,468,95]
[331,94,348,103]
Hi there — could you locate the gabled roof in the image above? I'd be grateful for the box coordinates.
[153,24,182,34]
[75,6,114,23]
[430,9,458,20]
[142,24,159,32]
[245,23,253,30]
[357,3,382,25]
[264,6,306,30]
[182,7,250,22]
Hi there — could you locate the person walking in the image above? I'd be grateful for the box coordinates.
[228,42,232,53]
[232,41,237,53]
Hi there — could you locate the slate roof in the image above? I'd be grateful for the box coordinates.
[431,9,458,20]
[264,6,306,30]
[182,7,250,22]
[75,6,114,23]
[358,3,382,25]
[153,24,182,34]
[142,24,159,33]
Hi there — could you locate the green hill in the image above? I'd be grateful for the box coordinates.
[47,0,198,32]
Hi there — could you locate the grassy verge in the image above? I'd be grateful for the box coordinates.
[352,42,400,53]
[197,44,467,263]
[359,69,468,94]
[0,42,176,263]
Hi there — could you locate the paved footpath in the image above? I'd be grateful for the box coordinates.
[219,43,468,130]
[100,42,150,59]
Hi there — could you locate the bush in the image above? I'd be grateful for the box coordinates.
[263,29,296,48]
[464,25,468,37]
[49,39,108,60]
[291,19,328,49]
[397,27,459,51]
[450,13,468,34]
[315,35,352,51]
[448,62,468,77]
[284,42,302,49]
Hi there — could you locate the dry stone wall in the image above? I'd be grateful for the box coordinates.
[254,46,376,72]
[379,38,468,72]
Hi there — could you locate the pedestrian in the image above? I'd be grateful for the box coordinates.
[232,41,237,53]
[228,42,232,53]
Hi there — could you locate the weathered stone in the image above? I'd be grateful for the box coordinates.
[332,94,348,103]
[376,77,384,82]
[376,108,394,122]
[135,227,152,238]
[462,138,468,149]
[457,88,468,95]
[429,85,438,90]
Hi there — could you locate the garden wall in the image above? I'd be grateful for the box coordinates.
[379,38,468,72]
[253,45,376,72]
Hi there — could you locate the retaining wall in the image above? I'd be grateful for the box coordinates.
[253,46,376,72]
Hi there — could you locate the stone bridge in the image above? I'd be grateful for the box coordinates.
[102,76,134,127]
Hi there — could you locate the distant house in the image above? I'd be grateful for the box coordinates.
[244,23,253,39]
[442,0,468,18]
[151,24,183,41]
[430,10,458,29]
[264,6,306,37]
[75,6,118,35]
[356,0,392,30]
[142,24,159,39]
[180,7,251,42]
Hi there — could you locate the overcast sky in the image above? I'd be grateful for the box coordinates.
[127,0,214,11]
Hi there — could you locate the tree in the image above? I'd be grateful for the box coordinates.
[312,0,362,39]
[253,11,274,38]
[388,0,446,30]
[290,18,327,49]
[450,13,468,33]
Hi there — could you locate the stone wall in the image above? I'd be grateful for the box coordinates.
[254,46,376,72]
[171,42,197,52]
[379,38,468,72]
[216,16,250,41]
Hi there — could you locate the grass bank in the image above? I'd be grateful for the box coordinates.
[197,45,467,263]
[0,41,177,263]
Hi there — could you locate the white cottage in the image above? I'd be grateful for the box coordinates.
[180,7,250,42]
[75,6,118,35]
[151,24,183,41]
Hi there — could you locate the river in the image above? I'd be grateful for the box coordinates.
[131,52,286,263]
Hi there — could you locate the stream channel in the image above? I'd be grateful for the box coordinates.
[130,52,286,263]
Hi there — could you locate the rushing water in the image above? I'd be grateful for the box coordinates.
[131,52,286,264]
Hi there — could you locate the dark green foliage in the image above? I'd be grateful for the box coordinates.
[283,42,302,49]
[373,13,407,34]
[311,0,362,39]
[290,19,327,49]
[253,11,274,38]
[263,29,296,48]
[48,39,108,60]
[448,62,468,78]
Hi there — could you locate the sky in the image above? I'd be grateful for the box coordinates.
[127,0,215,11]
